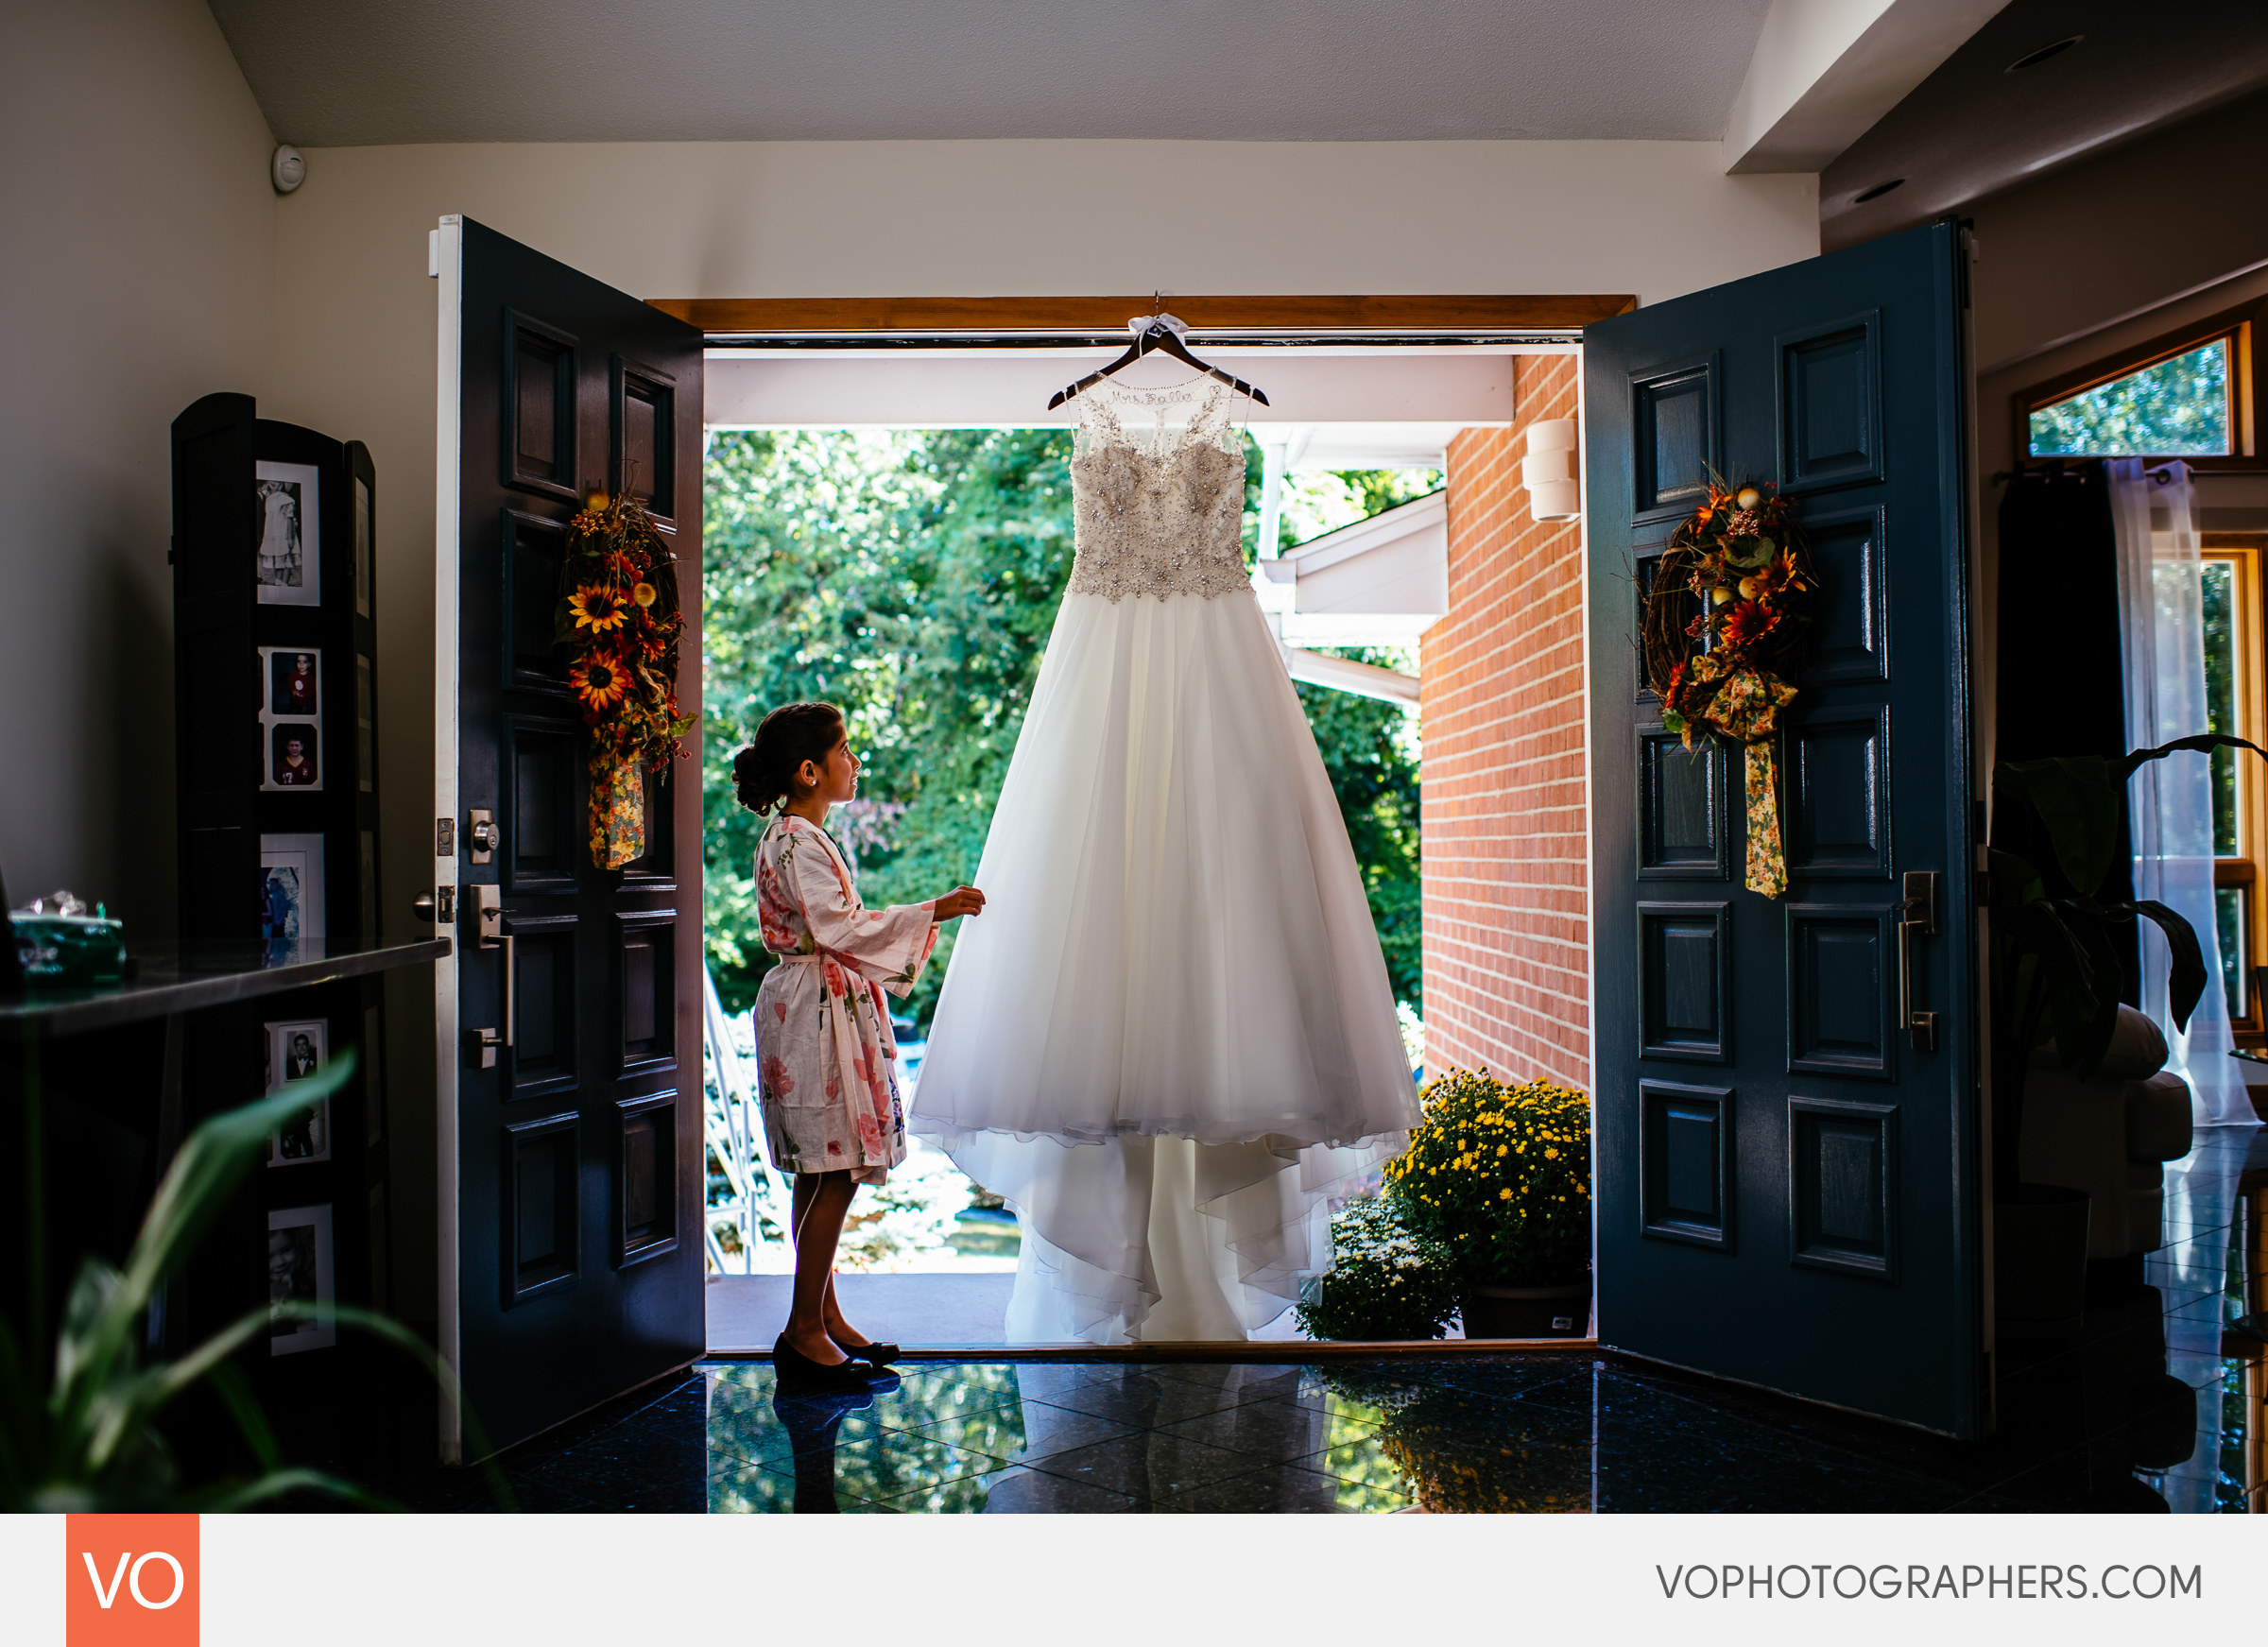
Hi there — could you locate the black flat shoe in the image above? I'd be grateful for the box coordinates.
[773,1334,883,1390]
[837,1340,900,1366]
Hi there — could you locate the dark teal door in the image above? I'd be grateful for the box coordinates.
[436,217,706,1459]
[1585,221,1984,1436]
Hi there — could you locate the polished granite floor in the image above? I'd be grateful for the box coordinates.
[345,1126,2261,1514]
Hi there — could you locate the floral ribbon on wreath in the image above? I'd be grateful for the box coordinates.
[1641,479,1817,900]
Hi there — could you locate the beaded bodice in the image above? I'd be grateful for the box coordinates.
[1067,377,1249,602]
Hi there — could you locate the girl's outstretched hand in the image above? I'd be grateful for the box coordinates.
[932,886,986,921]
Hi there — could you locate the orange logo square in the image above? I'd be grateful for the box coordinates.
[65,1515,198,1647]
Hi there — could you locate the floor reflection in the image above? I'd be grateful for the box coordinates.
[699,1124,2262,1513]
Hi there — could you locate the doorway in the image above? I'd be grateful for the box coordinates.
[683,312,1577,1350]
[432,226,1996,1459]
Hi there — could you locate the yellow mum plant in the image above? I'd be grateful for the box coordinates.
[1383,1068,1591,1288]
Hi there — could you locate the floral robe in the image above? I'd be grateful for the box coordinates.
[753,814,939,1183]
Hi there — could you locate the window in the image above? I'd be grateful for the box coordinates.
[2032,338,2232,458]
[2016,300,2259,470]
[2205,539,2267,1038]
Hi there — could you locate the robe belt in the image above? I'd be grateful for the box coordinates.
[769,951,896,1169]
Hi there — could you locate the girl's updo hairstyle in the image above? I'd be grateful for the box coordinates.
[733,701,846,816]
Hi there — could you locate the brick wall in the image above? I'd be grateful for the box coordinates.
[1421,355,1589,1093]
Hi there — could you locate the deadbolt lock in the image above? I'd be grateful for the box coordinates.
[468,809,498,865]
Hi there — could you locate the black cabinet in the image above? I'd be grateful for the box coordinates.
[165,396,396,1441]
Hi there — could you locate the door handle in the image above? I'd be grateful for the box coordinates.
[1898,869,1940,1052]
[502,934,516,1050]
[469,884,502,949]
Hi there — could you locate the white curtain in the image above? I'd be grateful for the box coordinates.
[2108,458,2254,1126]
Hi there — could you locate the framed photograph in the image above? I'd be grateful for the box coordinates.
[259,833,325,969]
[353,475,372,619]
[263,646,319,718]
[266,1203,335,1355]
[265,1018,331,1166]
[255,460,320,607]
[266,721,321,791]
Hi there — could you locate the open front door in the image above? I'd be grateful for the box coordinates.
[1586,221,1984,1435]
[433,216,705,1459]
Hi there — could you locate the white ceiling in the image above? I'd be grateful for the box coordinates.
[206,0,1776,146]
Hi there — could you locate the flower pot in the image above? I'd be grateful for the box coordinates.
[1993,1183,2091,1338]
[1460,1280,1589,1340]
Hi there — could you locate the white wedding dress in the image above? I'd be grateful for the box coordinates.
[911,374,1420,1344]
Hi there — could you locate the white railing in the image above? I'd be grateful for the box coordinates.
[702,965,793,1274]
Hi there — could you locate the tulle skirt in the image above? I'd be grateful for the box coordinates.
[912,588,1420,1342]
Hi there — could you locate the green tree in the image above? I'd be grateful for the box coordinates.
[2029,340,2230,457]
[1293,661,1422,1012]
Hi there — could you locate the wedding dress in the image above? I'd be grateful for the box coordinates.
[912,374,1420,1344]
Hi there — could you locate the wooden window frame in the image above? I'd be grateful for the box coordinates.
[2207,535,2268,1039]
[644,294,1635,337]
[2015,298,2262,470]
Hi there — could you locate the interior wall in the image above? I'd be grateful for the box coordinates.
[1423,358,1589,1092]
[1961,88,2268,781]
[0,0,276,931]
[1966,87,2268,385]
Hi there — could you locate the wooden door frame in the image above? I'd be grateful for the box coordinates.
[645,294,1634,335]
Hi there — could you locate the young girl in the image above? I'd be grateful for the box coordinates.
[734,702,984,1388]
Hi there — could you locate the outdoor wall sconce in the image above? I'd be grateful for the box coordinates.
[1522,418,1580,523]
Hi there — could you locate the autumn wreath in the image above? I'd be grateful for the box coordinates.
[557,491,696,868]
[1641,478,1816,899]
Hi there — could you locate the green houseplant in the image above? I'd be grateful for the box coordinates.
[1384,1069,1591,1339]
[1986,734,2258,1325]
[2,1055,487,1511]
[1295,1197,1458,1343]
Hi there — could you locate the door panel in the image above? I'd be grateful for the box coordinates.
[1786,712,1891,878]
[1587,220,1981,1436]
[1785,904,1895,1080]
[1633,357,1721,521]
[1775,310,1883,494]
[436,216,703,1459]
[1637,732,1728,881]
[1636,901,1732,1064]
[1639,1080,1735,1249]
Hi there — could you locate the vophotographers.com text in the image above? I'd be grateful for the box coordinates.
[1658,1564,2203,1602]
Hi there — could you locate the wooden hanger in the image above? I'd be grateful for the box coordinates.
[1048,298,1270,410]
